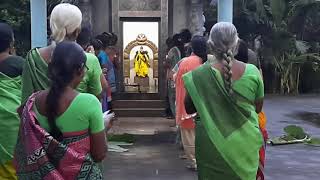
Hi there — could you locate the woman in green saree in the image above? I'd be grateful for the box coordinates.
[21,3,104,104]
[184,22,264,180]
[0,22,24,180]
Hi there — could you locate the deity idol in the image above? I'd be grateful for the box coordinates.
[134,46,150,77]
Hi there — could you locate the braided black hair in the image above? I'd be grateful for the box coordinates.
[47,41,86,140]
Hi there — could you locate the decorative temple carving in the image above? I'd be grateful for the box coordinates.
[123,34,159,79]
[119,0,161,11]
[78,0,92,27]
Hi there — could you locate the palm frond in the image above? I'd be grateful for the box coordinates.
[290,53,320,64]
[288,0,320,24]
[255,0,268,20]
[295,40,310,54]
[270,0,287,27]
[293,0,320,7]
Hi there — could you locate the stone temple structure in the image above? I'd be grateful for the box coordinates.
[30,0,233,116]
[77,0,206,37]
[74,0,206,96]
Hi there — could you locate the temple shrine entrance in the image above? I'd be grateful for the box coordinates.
[111,0,168,100]
[110,0,168,116]
[122,22,159,93]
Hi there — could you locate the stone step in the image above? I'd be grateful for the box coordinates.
[112,100,166,109]
[112,93,161,100]
[113,108,166,117]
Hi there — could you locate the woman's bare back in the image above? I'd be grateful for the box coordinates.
[213,60,246,81]
[38,45,54,64]
[35,89,78,117]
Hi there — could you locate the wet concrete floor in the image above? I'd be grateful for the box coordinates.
[104,95,320,180]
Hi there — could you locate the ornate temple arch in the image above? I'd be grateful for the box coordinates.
[123,34,159,78]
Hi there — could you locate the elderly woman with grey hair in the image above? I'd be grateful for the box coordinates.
[184,22,265,179]
[21,3,105,103]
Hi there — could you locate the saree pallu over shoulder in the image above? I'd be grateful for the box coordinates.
[183,64,263,180]
[14,94,103,180]
[0,73,21,180]
[21,49,50,104]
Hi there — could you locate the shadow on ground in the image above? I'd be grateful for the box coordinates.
[288,111,320,127]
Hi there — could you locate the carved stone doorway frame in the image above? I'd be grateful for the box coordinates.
[112,0,168,99]
[123,34,159,79]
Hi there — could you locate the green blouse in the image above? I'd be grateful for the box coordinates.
[34,93,104,134]
[76,53,103,96]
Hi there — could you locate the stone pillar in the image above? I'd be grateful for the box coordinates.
[92,0,110,35]
[172,0,188,34]
[189,0,205,36]
[30,0,47,48]
[218,0,233,23]
[78,0,92,27]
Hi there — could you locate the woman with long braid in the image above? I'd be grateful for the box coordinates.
[14,42,106,179]
[184,22,264,179]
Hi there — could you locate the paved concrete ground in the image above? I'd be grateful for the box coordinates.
[264,95,320,180]
[104,95,320,180]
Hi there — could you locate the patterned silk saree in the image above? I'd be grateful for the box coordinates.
[14,94,103,180]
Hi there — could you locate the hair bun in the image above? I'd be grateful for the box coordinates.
[50,3,82,42]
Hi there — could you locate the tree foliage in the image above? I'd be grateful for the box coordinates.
[0,0,71,56]
[204,0,320,94]
[0,0,30,56]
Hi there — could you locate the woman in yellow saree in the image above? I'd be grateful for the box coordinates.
[184,22,264,180]
[0,22,24,180]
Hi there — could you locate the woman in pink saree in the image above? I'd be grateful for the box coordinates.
[14,42,106,179]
